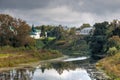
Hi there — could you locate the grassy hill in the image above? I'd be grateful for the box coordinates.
[44,35,90,56]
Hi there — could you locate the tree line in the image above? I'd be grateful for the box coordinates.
[1,14,120,59]
[0,14,77,48]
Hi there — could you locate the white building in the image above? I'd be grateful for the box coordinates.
[30,28,48,39]
[30,29,41,39]
[76,27,94,35]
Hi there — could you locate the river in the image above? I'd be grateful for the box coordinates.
[0,57,109,80]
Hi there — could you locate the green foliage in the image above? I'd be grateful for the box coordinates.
[107,36,120,50]
[93,22,108,36]
[69,27,76,35]
[31,25,36,32]
[55,40,66,46]
[89,22,109,59]
[35,39,45,49]
[88,20,120,59]
[107,47,118,56]
[80,23,91,30]
[40,25,46,37]
[47,37,56,40]
[50,27,66,40]
[46,35,90,56]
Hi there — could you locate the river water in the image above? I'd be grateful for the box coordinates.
[0,57,108,80]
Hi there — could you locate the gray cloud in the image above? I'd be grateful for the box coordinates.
[0,0,51,9]
[0,0,120,27]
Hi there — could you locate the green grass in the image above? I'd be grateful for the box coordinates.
[39,37,56,41]
[48,37,56,40]
[0,54,9,58]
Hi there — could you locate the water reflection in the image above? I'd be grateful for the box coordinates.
[0,57,91,80]
[33,68,91,80]
[63,57,88,62]
[0,68,35,80]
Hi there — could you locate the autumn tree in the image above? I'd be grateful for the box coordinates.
[0,14,15,46]
[0,14,34,47]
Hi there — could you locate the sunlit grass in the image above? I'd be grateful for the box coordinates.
[97,52,120,79]
[0,46,62,68]
[0,54,9,57]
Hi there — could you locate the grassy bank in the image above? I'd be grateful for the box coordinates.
[0,46,63,68]
[96,53,120,79]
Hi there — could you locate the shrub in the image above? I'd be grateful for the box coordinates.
[36,39,45,49]
[107,47,118,56]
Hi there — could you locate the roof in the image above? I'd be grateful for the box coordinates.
[35,29,41,32]
[80,27,94,35]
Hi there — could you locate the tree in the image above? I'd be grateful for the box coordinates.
[40,25,46,37]
[31,24,36,32]
[69,27,76,35]
[0,14,33,47]
[89,21,109,59]
[80,23,91,30]
[51,26,65,40]
[0,14,15,46]
[13,20,31,47]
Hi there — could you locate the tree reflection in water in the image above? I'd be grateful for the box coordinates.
[0,68,35,80]
[0,59,91,80]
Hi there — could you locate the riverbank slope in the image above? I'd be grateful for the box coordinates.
[96,53,120,79]
[0,46,63,68]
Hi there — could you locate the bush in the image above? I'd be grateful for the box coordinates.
[107,47,118,56]
[36,39,45,49]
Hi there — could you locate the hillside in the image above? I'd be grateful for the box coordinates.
[96,53,120,79]
[44,35,90,56]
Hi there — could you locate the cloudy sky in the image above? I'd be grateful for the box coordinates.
[0,0,120,27]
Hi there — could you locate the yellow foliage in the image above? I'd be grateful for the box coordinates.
[98,52,120,79]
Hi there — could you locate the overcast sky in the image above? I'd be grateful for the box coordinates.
[0,0,120,27]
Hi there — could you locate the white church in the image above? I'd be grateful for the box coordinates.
[30,29,41,39]
[30,25,47,39]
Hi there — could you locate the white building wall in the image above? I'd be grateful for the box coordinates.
[30,32,41,39]
[76,27,94,35]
